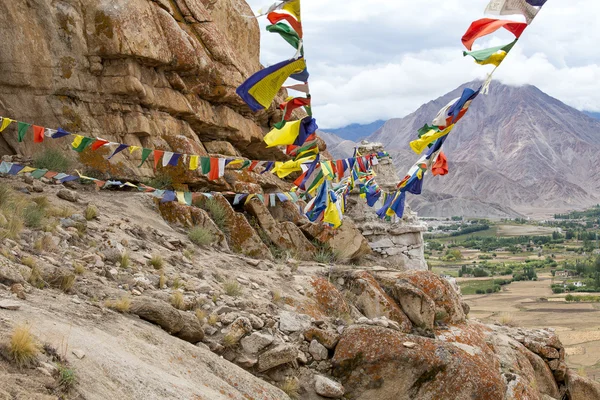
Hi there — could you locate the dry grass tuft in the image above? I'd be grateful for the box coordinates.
[49,206,74,219]
[34,235,56,253]
[222,333,239,348]
[188,227,213,246]
[207,314,219,326]
[120,252,130,269]
[195,308,207,322]
[23,203,46,228]
[84,205,98,221]
[105,296,131,313]
[59,274,76,293]
[21,256,36,268]
[149,254,164,270]
[8,325,39,368]
[28,265,46,289]
[272,290,283,304]
[223,280,242,297]
[73,263,85,275]
[159,272,166,289]
[499,312,515,327]
[279,377,300,400]
[170,291,185,310]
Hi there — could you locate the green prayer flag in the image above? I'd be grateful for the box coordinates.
[463,40,517,62]
[201,157,211,174]
[30,169,48,179]
[184,192,192,206]
[266,23,303,55]
[241,160,251,169]
[17,122,31,142]
[72,137,94,152]
[138,148,152,167]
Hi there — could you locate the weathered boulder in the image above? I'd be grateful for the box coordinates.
[308,277,350,318]
[0,259,24,286]
[57,189,78,203]
[389,281,436,331]
[304,328,340,350]
[257,344,297,372]
[309,340,328,361]
[240,332,274,355]
[301,219,371,262]
[130,297,203,343]
[226,317,252,344]
[244,198,316,259]
[566,369,600,400]
[345,271,412,332]
[279,311,312,333]
[332,325,506,400]
[314,375,345,399]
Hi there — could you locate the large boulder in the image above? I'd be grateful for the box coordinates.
[130,297,204,343]
[332,325,506,400]
[244,198,316,259]
[344,271,412,332]
[566,369,600,400]
[301,219,371,262]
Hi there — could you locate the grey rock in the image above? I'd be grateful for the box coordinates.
[240,332,274,354]
[72,349,86,359]
[257,344,297,372]
[0,300,20,310]
[279,311,311,333]
[57,189,78,203]
[314,375,345,398]
[309,340,328,361]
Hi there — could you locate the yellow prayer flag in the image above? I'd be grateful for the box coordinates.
[476,51,507,67]
[189,155,199,171]
[264,120,302,147]
[324,200,342,228]
[18,167,36,174]
[409,125,454,154]
[0,118,13,132]
[282,0,301,21]
[129,146,140,154]
[71,135,84,149]
[176,191,186,204]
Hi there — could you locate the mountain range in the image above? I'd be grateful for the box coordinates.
[323,82,600,218]
[323,120,386,142]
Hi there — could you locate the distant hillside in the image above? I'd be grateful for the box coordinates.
[324,120,386,142]
[318,130,357,159]
[369,81,600,215]
[585,111,600,120]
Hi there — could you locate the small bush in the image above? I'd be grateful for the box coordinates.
[106,297,131,313]
[84,205,98,221]
[198,199,229,235]
[279,377,300,400]
[8,325,39,367]
[57,364,77,391]
[120,252,130,269]
[34,235,55,252]
[272,290,283,304]
[222,332,239,347]
[32,196,50,209]
[159,272,166,289]
[1,213,24,240]
[145,173,173,190]
[73,263,85,275]
[195,309,207,322]
[149,255,164,270]
[22,256,36,268]
[172,277,183,290]
[59,274,76,293]
[28,266,46,289]
[223,280,242,297]
[23,204,45,228]
[188,227,213,246]
[207,314,219,326]
[33,149,71,172]
[313,247,337,264]
[171,291,185,310]
[485,288,494,294]
[49,206,74,218]
[499,313,514,326]
[475,289,485,295]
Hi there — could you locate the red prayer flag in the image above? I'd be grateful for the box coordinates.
[208,157,219,181]
[280,97,311,121]
[33,125,45,143]
[336,160,345,181]
[91,139,110,151]
[462,18,527,50]
[432,152,449,176]
[440,108,469,129]
[153,150,164,170]
[267,12,303,38]
[248,161,260,172]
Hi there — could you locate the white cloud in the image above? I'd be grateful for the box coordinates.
[246,0,600,128]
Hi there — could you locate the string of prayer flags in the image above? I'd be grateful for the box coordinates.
[410,125,455,154]
[267,23,303,54]
[464,40,517,66]
[266,0,302,38]
[484,0,541,24]
[71,135,94,152]
[236,57,308,112]
[461,18,527,51]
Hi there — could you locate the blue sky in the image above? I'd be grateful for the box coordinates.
[246,0,600,129]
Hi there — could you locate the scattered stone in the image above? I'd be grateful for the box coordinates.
[10,284,26,300]
[304,328,340,350]
[72,349,86,359]
[279,311,312,333]
[227,317,252,343]
[314,375,345,398]
[240,332,274,355]
[257,344,297,372]
[57,189,78,203]
[214,305,234,315]
[235,354,258,368]
[247,314,264,330]
[246,259,261,267]
[0,300,20,310]
[357,317,369,324]
[309,340,328,361]
[297,350,308,365]
[403,342,417,349]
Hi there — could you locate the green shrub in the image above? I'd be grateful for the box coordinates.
[223,280,242,297]
[33,149,71,172]
[485,288,494,294]
[188,227,213,246]
[23,204,45,228]
[145,172,173,190]
[476,289,485,295]
[196,199,230,235]
[57,364,77,391]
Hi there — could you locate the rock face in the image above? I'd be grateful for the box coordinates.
[0,0,287,186]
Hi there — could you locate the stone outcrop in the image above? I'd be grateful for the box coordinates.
[0,0,288,190]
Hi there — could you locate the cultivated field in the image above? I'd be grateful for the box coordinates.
[464,273,600,381]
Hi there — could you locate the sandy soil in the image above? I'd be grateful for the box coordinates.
[464,274,600,381]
